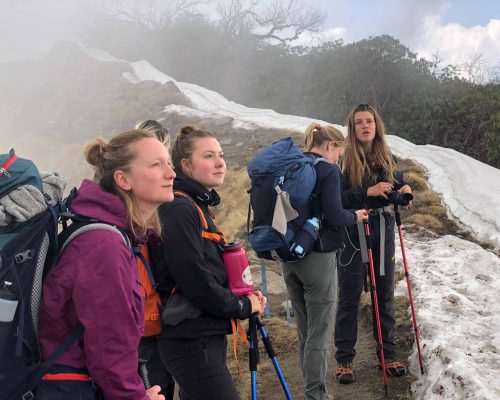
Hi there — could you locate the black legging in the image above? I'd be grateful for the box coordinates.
[335,214,397,363]
[158,335,240,400]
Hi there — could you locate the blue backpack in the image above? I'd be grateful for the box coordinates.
[0,150,142,400]
[247,137,325,262]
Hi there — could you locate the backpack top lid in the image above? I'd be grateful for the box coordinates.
[0,149,43,199]
[248,137,306,178]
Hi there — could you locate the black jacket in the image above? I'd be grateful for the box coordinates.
[340,155,408,210]
[306,152,357,252]
[153,172,252,339]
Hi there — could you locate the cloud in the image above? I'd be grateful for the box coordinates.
[415,16,500,69]
[293,27,346,47]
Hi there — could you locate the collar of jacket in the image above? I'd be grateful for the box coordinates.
[173,171,221,207]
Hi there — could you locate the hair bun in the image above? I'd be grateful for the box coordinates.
[84,138,108,167]
[179,125,197,137]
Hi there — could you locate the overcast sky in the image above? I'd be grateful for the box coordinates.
[1,0,499,73]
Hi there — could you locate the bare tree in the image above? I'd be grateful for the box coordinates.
[459,53,487,84]
[430,51,442,77]
[217,0,325,44]
[95,0,208,30]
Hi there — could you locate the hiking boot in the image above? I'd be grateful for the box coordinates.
[379,359,407,377]
[335,362,354,384]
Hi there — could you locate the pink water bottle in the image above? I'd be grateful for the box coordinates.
[222,241,254,295]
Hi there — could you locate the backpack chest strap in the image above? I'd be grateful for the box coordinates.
[174,191,226,244]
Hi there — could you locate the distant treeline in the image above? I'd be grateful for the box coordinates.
[86,11,500,168]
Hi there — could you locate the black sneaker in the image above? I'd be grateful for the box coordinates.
[379,359,407,377]
[335,362,354,384]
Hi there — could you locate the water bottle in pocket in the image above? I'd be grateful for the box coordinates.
[0,281,18,323]
[289,217,320,258]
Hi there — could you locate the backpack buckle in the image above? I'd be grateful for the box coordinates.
[22,391,35,400]
[0,167,11,178]
[15,250,34,264]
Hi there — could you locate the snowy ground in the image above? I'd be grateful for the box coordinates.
[87,47,500,399]
[395,229,500,399]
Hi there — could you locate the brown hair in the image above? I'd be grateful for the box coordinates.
[171,125,215,172]
[304,123,345,152]
[341,104,396,188]
[135,119,170,146]
[84,129,161,236]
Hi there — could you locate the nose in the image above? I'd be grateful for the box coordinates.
[215,155,225,168]
[164,163,176,180]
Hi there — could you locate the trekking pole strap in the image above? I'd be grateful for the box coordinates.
[357,220,369,263]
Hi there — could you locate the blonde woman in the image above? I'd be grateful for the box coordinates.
[335,104,412,384]
[37,130,175,399]
[282,123,367,400]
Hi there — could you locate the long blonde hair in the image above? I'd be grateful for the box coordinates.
[84,129,161,236]
[304,123,345,152]
[342,104,396,187]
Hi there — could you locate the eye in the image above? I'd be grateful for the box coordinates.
[152,161,161,167]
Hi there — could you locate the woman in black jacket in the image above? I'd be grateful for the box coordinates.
[282,123,367,400]
[334,104,412,384]
[156,125,266,400]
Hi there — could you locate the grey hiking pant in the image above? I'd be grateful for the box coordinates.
[283,251,338,400]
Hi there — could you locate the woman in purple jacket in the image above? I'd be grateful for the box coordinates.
[37,130,175,400]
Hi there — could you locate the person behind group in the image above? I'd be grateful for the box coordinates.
[334,104,412,384]
[282,123,368,400]
[155,125,266,400]
[134,119,176,400]
[37,130,175,399]
[136,119,170,148]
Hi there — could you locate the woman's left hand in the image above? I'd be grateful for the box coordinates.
[398,185,413,208]
[254,290,267,311]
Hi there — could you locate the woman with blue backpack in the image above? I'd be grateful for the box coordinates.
[154,125,266,400]
[282,123,368,400]
[37,129,174,400]
[334,104,412,384]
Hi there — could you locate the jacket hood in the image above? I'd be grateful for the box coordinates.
[70,179,129,230]
[173,171,221,207]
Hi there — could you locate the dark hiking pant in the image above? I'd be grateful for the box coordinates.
[158,335,240,400]
[139,336,175,399]
[35,365,103,400]
[335,213,397,363]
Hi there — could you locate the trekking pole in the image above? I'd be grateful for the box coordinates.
[255,317,293,400]
[363,219,388,397]
[248,315,258,400]
[394,204,424,374]
[138,359,151,389]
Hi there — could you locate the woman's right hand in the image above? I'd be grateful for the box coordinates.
[146,385,164,400]
[367,182,393,198]
[246,293,265,314]
[355,209,369,220]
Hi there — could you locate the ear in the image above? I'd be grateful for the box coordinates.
[114,170,132,191]
[180,158,191,176]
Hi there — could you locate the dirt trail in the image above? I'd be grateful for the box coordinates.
[231,291,416,400]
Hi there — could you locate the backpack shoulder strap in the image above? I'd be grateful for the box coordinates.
[173,191,225,243]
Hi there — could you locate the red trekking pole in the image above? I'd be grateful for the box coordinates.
[394,204,425,374]
[363,219,388,397]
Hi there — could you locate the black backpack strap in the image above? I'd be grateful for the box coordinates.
[132,245,157,289]
[22,324,84,399]
[19,221,132,397]
[310,157,327,220]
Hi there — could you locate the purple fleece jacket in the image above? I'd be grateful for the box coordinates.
[38,179,150,400]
